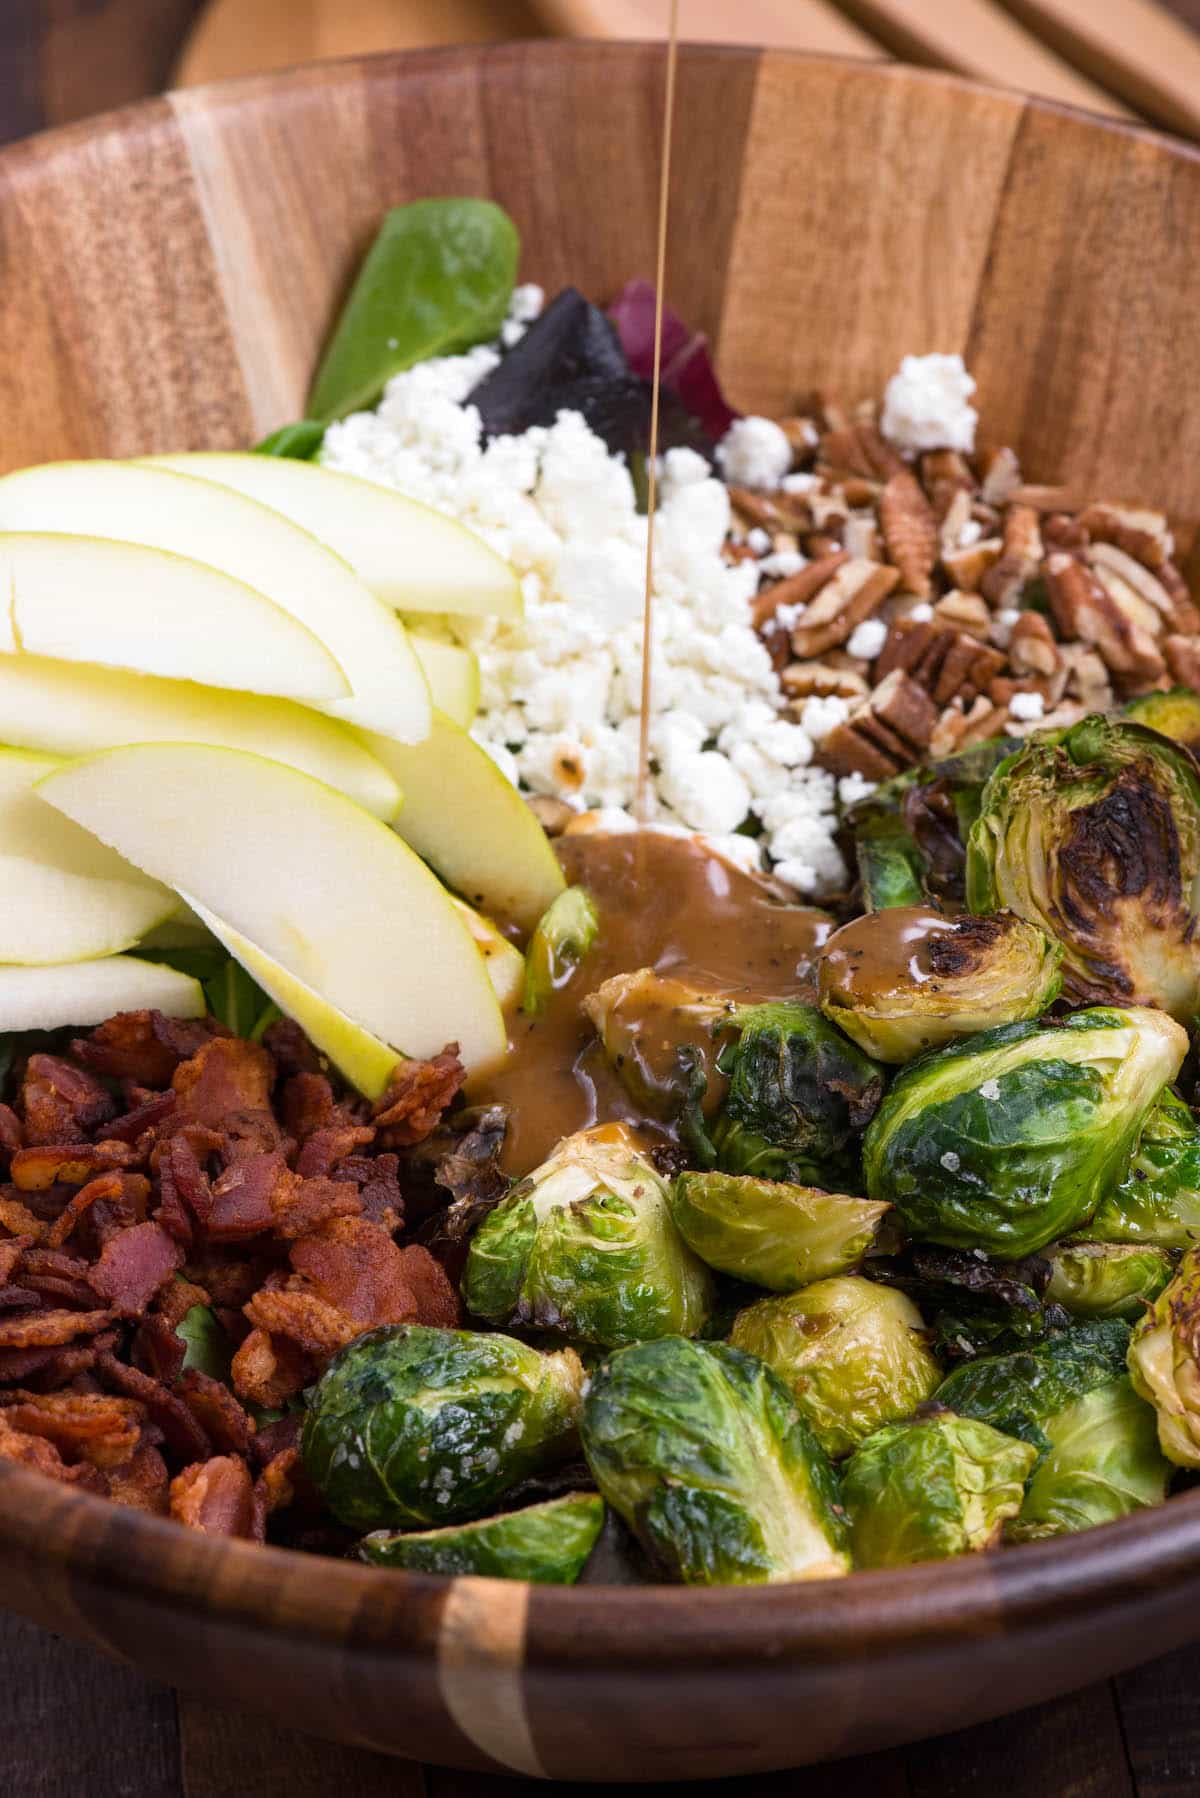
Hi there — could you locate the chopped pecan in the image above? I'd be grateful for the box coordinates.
[1164,634,1200,690]
[815,719,904,782]
[1044,552,1165,688]
[776,414,819,459]
[789,560,900,659]
[1042,512,1089,553]
[981,504,1043,607]
[843,511,882,561]
[819,422,905,482]
[928,695,1001,759]
[941,537,1001,593]
[879,472,937,597]
[919,450,977,519]
[1010,484,1088,513]
[977,446,1022,508]
[932,591,991,637]
[750,553,848,629]
[803,530,844,559]
[1008,611,1061,678]
[780,662,870,702]
[1088,542,1198,635]
[938,488,975,557]
[867,670,938,750]
[1090,556,1166,641]
[1077,503,1172,568]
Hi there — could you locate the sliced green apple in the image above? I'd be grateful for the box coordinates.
[139,452,522,622]
[0,747,176,964]
[37,742,507,1071]
[450,897,525,1012]
[406,632,480,729]
[0,533,343,703]
[0,955,204,1031]
[0,652,400,820]
[0,461,429,741]
[182,895,400,1100]
[361,711,565,935]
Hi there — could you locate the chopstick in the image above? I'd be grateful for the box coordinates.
[995,0,1200,137]
[828,0,1133,115]
[535,0,880,55]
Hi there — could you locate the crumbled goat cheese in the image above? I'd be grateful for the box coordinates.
[990,608,1020,649]
[908,602,934,624]
[782,472,818,495]
[716,416,793,491]
[760,551,806,580]
[846,617,888,661]
[323,345,848,891]
[958,518,984,548]
[1009,690,1046,723]
[837,772,877,808]
[799,695,850,744]
[881,353,978,455]
[747,527,772,555]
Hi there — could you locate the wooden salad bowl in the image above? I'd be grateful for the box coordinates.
[5,39,1200,1780]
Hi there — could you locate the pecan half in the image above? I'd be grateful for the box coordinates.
[1007,611,1060,678]
[879,471,937,597]
[941,537,1001,593]
[981,504,1043,607]
[789,560,900,659]
[1044,552,1164,688]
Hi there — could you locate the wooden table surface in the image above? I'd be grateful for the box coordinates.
[7,4,1200,1793]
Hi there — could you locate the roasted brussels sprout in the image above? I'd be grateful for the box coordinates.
[301,1324,585,1530]
[1089,1089,1200,1248]
[359,1492,605,1581]
[684,1001,886,1188]
[841,1412,1036,1567]
[937,1318,1169,1536]
[1124,686,1200,755]
[522,885,599,1015]
[580,1336,850,1584]
[846,781,926,911]
[862,1007,1187,1257]
[870,1244,1065,1362]
[583,968,732,1119]
[1128,1245,1200,1466]
[966,714,1200,1021]
[1044,1242,1173,1319]
[817,907,1062,1064]
[728,1277,941,1458]
[461,1123,715,1345]
[669,1171,890,1292]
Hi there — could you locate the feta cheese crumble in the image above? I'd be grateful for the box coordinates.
[321,314,848,893]
[1009,690,1046,723]
[881,353,979,455]
[846,617,888,662]
[716,415,794,491]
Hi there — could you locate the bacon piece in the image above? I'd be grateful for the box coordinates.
[289,1215,422,1330]
[372,1047,465,1148]
[205,1151,291,1242]
[172,1038,273,1128]
[0,1105,22,1161]
[335,1153,403,1232]
[1,1391,144,1469]
[107,1443,170,1514]
[45,1171,126,1249]
[396,1244,462,1329]
[250,1445,300,1542]
[176,1368,254,1458]
[262,1017,321,1077]
[90,1222,183,1318]
[103,1092,177,1145]
[94,1352,211,1464]
[132,1313,187,1384]
[295,1124,375,1180]
[280,1073,336,1143]
[10,1141,134,1193]
[242,1288,358,1356]
[0,1237,29,1285]
[0,1308,111,1349]
[0,1285,40,1313]
[170,1454,256,1537]
[19,1055,116,1146]
[251,1410,302,1470]
[231,1327,314,1411]
[269,1174,361,1241]
[0,1339,108,1386]
[71,1010,217,1087]
[156,1275,211,1331]
[0,1414,105,1488]
[0,1194,48,1243]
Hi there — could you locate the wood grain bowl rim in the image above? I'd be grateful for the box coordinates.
[1,38,1200,1680]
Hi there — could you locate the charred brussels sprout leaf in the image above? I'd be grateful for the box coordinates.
[301,1325,585,1531]
[522,886,599,1016]
[847,783,927,912]
[581,1337,849,1584]
[818,907,1062,1064]
[461,1125,715,1345]
[1129,1244,1200,1467]
[842,1413,1036,1567]
[870,1244,1065,1363]
[1090,1089,1200,1248]
[861,1007,1186,1257]
[966,714,1200,1021]
[359,1492,605,1582]
[669,1171,891,1292]
[936,1318,1168,1536]
[1045,1242,1173,1319]
[729,1277,941,1458]
[583,969,733,1120]
[1124,687,1200,755]
[308,198,519,423]
[685,1002,885,1188]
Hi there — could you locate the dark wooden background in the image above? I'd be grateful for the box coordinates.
[5,3,1200,1793]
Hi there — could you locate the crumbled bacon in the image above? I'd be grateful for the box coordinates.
[170,1454,256,1538]
[231,1327,314,1411]
[19,1055,116,1146]
[10,1141,135,1193]
[176,1368,254,1458]
[1,1391,144,1470]
[90,1221,183,1318]
[72,1011,219,1087]
[251,1445,300,1541]
[172,1037,274,1128]
[94,1353,211,1465]
[372,1048,465,1148]
[295,1123,375,1180]
[0,1195,46,1242]
[280,1073,336,1143]
[0,1308,112,1349]
[107,1443,170,1514]
[0,1414,105,1489]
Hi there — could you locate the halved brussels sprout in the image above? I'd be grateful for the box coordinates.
[580,1336,850,1584]
[583,969,733,1119]
[1128,1245,1200,1466]
[1125,686,1200,754]
[669,1171,891,1292]
[862,1007,1187,1257]
[728,1277,941,1458]
[937,1318,1169,1536]
[522,885,599,1015]
[1090,1089,1200,1248]
[359,1492,605,1581]
[1044,1242,1174,1319]
[841,1412,1036,1567]
[301,1324,585,1530]
[684,1001,886,1189]
[461,1123,715,1345]
[966,714,1200,1021]
[817,907,1062,1064]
